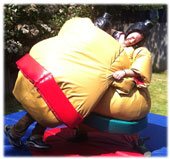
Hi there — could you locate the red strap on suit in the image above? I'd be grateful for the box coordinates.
[16,53,83,128]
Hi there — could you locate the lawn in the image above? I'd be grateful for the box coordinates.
[149,72,168,116]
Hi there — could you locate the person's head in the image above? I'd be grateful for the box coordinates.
[94,12,112,34]
[124,20,154,47]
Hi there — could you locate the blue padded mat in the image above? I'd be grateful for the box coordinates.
[139,113,167,156]
[4,111,167,156]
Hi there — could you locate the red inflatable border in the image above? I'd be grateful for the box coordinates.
[16,53,83,128]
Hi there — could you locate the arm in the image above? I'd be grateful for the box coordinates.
[112,69,138,81]
[113,47,152,86]
[130,47,152,87]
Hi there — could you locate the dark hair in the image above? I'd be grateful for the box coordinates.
[125,20,154,39]
[125,20,154,47]
[94,12,112,32]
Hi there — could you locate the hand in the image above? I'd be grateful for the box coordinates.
[112,70,126,80]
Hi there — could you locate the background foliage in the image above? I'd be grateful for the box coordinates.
[4,4,166,57]
[4,4,94,56]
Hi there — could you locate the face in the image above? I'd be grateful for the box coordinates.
[124,32,144,47]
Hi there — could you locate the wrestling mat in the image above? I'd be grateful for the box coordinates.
[4,111,167,157]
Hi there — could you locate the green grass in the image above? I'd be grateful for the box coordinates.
[149,72,168,116]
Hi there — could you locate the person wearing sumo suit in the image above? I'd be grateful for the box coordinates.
[4,13,154,150]
[4,13,115,149]
[73,17,154,143]
[93,20,154,153]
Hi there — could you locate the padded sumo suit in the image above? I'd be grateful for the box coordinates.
[93,46,152,120]
[13,17,131,128]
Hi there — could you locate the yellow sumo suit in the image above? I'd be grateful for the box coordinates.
[93,46,152,120]
[13,17,131,128]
